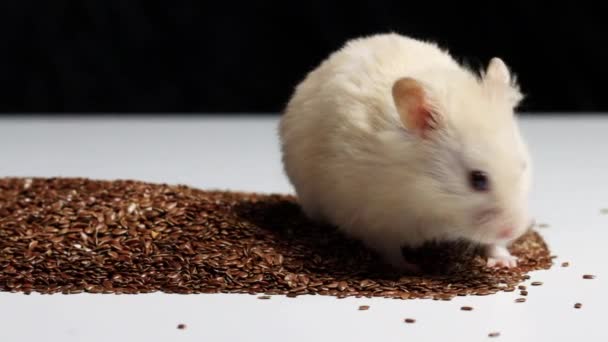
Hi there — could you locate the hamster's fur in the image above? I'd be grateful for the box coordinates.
[278,33,532,271]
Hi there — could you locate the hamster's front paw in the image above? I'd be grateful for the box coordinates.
[486,255,518,268]
[485,244,518,268]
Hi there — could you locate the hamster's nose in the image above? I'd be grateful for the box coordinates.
[497,227,514,239]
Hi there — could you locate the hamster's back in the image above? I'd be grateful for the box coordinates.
[287,34,457,111]
[281,33,459,140]
[278,33,459,221]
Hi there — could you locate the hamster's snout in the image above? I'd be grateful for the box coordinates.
[497,226,514,239]
[495,213,531,242]
[474,208,500,225]
[473,206,530,243]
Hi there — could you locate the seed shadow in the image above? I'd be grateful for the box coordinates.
[233,196,485,283]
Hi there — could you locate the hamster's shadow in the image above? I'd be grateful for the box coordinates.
[233,197,485,282]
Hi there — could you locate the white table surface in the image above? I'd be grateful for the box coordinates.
[0,114,606,342]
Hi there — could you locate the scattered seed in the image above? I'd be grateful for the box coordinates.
[583,274,596,279]
[515,298,526,303]
[257,295,271,300]
[531,281,543,286]
[0,177,554,298]
[23,178,33,189]
[460,306,473,311]
[488,332,501,338]
[537,223,550,228]
[127,203,137,214]
[561,262,570,267]
[518,285,526,290]
[358,305,370,311]
[177,324,186,330]
[404,318,416,323]
[574,303,582,309]
[520,290,528,296]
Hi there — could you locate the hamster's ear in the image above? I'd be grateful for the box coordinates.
[485,57,511,84]
[484,57,524,108]
[392,77,440,138]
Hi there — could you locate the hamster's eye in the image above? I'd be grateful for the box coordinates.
[469,170,489,192]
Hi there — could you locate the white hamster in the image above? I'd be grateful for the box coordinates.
[278,33,533,272]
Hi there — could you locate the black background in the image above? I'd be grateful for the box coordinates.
[0,1,606,114]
